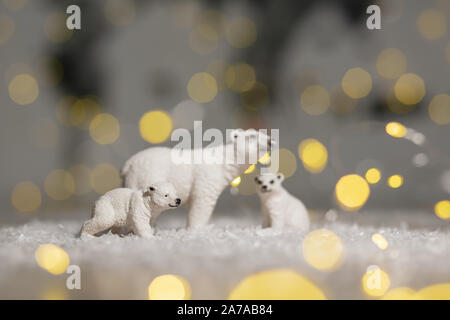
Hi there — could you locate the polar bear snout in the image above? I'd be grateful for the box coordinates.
[169,198,181,208]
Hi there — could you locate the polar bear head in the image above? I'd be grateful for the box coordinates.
[254,173,284,193]
[144,182,181,209]
[230,129,274,164]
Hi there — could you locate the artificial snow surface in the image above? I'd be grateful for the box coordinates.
[0,211,449,299]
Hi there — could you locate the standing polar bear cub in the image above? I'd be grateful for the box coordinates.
[80,182,181,238]
[255,173,310,231]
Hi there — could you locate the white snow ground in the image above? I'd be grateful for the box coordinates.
[0,210,449,299]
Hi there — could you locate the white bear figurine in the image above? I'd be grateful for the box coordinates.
[122,129,273,228]
[80,182,181,238]
[254,173,309,231]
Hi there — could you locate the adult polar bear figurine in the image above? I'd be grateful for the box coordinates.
[122,129,273,228]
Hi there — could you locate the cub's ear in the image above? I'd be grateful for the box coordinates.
[277,173,285,181]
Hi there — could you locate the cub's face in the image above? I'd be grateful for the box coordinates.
[254,173,284,193]
[145,182,181,209]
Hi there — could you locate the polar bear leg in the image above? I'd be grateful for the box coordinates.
[80,216,115,237]
[131,212,153,238]
[187,192,220,228]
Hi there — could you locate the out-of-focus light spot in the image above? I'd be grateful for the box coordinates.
[172,100,204,130]
[139,110,173,144]
[406,128,425,146]
[195,9,226,37]
[8,73,39,105]
[434,200,450,220]
[0,14,14,45]
[394,73,425,105]
[34,244,70,275]
[417,9,446,40]
[341,68,372,99]
[376,48,407,79]
[69,164,91,195]
[381,287,416,300]
[45,170,75,200]
[302,229,344,272]
[385,122,406,138]
[240,82,269,111]
[244,164,256,174]
[2,0,28,11]
[329,85,357,115]
[225,17,257,48]
[267,148,297,178]
[11,181,41,213]
[70,97,102,129]
[371,233,388,250]
[187,72,218,103]
[231,176,242,187]
[441,170,450,194]
[414,283,450,300]
[412,153,429,167]
[258,153,271,165]
[225,63,256,93]
[29,118,60,149]
[300,85,330,116]
[89,113,120,145]
[148,275,191,300]
[104,0,136,27]
[36,57,64,86]
[324,209,338,222]
[90,163,121,194]
[387,174,403,188]
[41,287,68,300]
[335,174,370,211]
[428,94,450,125]
[55,96,76,126]
[298,139,328,174]
[206,60,229,91]
[365,168,381,184]
[362,266,390,297]
[44,12,73,43]
[189,23,219,54]
[386,88,416,114]
[228,269,326,300]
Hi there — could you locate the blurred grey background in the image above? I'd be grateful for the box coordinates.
[1,0,449,225]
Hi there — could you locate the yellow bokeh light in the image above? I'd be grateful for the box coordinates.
[300,85,330,116]
[41,286,68,300]
[341,68,372,99]
[267,148,297,178]
[225,17,257,48]
[244,164,256,174]
[298,139,328,174]
[139,110,173,144]
[365,168,381,184]
[258,152,271,165]
[414,283,450,300]
[225,63,256,93]
[428,94,450,125]
[3,0,28,11]
[385,121,407,138]
[231,176,242,187]
[44,12,73,43]
[362,266,391,297]
[89,113,120,145]
[8,73,39,105]
[104,0,136,27]
[335,174,370,211]
[0,14,15,45]
[417,9,446,40]
[70,97,102,129]
[386,88,416,114]
[387,174,403,188]
[148,275,191,300]
[189,23,219,54]
[187,72,218,103]
[69,164,91,195]
[55,96,76,126]
[394,73,425,105]
[90,163,121,195]
[376,48,407,79]
[35,244,70,275]
[240,82,269,111]
[44,170,75,201]
[229,269,326,300]
[434,200,450,220]
[303,229,344,271]
[381,287,416,300]
[11,181,41,213]
[371,233,388,250]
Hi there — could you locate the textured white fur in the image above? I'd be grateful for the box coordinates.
[255,173,310,231]
[80,182,180,238]
[122,129,272,228]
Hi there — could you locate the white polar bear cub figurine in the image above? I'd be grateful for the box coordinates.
[255,173,309,231]
[80,182,181,238]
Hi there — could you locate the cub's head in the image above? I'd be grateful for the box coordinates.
[230,129,275,161]
[144,182,181,209]
[254,173,284,193]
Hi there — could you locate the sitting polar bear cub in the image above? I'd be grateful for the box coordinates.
[255,173,309,231]
[80,182,181,238]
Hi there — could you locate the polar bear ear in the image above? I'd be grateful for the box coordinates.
[277,173,284,182]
